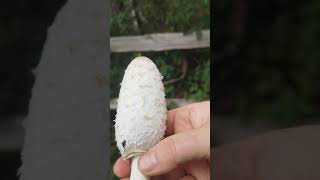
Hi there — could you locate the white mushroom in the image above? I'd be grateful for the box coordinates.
[115,56,167,180]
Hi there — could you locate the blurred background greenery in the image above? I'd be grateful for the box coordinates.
[110,0,210,179]
[214,0,320,128]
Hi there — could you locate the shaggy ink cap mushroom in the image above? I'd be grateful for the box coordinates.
[114,56,167,160]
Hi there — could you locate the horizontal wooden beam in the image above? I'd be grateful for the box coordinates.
[110,98,195,110]
[110,30,210,52]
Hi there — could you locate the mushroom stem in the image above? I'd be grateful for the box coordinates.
[130,155,149,180]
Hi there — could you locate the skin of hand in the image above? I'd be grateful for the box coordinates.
[213,125,320,180]
[113,101,211,180]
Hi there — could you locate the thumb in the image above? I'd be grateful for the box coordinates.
[138,125,210,176]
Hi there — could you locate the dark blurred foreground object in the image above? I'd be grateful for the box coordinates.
[0,0,66,120]
[0,1,66,179]
[213,125,320,179]
[0,151,21,180]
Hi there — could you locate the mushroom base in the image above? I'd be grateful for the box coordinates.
[122,149,146,160]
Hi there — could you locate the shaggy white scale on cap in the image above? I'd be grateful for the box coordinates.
[115,56,167,159]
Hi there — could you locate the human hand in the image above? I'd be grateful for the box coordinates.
[113,101,211,180]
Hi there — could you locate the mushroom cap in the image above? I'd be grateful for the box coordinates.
[114,56,167,158]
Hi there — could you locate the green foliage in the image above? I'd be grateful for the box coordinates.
[185,58,210,100]
[111,0,210,35]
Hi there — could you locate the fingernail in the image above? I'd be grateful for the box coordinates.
[139,151,157,173]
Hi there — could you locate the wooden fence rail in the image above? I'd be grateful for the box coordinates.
[110,98,195,110]
[110,30,210,52]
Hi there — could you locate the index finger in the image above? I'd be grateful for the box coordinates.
[165,104,194,136]
[165,101,211,136]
